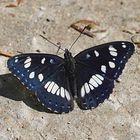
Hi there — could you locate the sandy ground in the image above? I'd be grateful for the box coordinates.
[0,0,140,140]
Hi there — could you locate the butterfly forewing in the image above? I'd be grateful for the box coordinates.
[7,53,74,113]
[75,41,135,109]
[75,41,135,80]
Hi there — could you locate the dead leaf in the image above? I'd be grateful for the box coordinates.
[6,0,23,8]
[6,4,17,8]
[17,0,22,5]
[70,19,106,38]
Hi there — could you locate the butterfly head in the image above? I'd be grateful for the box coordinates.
[64,49,74,62]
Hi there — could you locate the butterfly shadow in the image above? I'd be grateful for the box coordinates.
[0,73,53,113]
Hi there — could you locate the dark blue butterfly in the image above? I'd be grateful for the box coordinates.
[7,41,135,113]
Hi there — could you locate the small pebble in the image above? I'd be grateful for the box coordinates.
[7,127,11,131]
[116,78,122,83]
[39,6,46,11]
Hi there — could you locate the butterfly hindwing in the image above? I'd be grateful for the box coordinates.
[75,41,135,109]
[7,53,74,113]
[75,64,114,109]
[36,67,74,113]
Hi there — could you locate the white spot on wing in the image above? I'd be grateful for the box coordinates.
[94,50,99,57]
[50,59,54,64]
[41,58,45,64]
[24,57,31,64]
[81,86,85,98]
[109,45,117,56]
[86,53,91,59]
[29,72,35,79]
[51,84,59,94]
[47,107,52,111]
[92,75,102,85]
[101,65,106,73]
[84,82,90,93]
[109,61,115,68]
[110,51,117,56]
[109,45,117,51]
[24,62,31,68]
[38,73,44,82]
[44,81,51,89]
[122,44,126,48]
[89,77,98,87]
[37,98,40,102]
[47,82,55,92]
[56,89,60,96]
[120,60,123,64]
[15,59,18,63]
[60,87,65,98]
[89,84,94,90]
[65,89,71,101]
[95,74,104,81]
[24,57,32,68]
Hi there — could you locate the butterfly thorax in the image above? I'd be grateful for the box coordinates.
[64,49,76,77]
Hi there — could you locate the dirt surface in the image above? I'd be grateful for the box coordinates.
[0,0,140,140]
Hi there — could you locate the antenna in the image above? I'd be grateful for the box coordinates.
[68,25,91,51]
[40,25,90,53]
[40,34,65,52]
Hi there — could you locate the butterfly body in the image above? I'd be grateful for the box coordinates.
[64,49,76,79]
[7,41,135,113]
[64,49,77,98]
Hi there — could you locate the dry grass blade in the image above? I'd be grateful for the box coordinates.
[6,0,23,7]
[0,50,13,58]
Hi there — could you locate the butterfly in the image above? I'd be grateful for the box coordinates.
[7,41,135,113]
